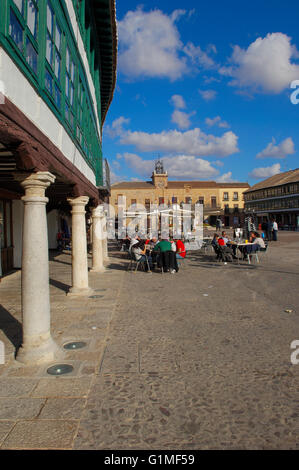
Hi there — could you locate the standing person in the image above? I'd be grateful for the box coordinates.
[216,217,222,230]
[272,219,278,241]
[174,238,186,260]
[261,220,268,240]
[267,219,273,241]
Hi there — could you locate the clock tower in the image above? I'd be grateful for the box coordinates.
[151,160,168,189]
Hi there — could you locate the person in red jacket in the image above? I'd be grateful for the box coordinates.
[174,239,186,259]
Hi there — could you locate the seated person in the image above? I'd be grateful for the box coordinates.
[252,231,266,249]
[245,232,265,255]
[218,235,235,260]
[129,235,140,252]
[211,233,219,247]
[174,239,186,259]
[149,236,158,248]
[221,231,229,245]
[132,241,152,271]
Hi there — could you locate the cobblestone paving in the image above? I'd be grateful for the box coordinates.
[0,233,299,449]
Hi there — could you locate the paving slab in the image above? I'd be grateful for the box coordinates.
[38,398,86,420]
[31,377,93,398]
[0,398,45,419]
[1,420,78,449]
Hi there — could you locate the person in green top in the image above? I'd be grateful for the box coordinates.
[153,239,172,253]
[153,239,178,273]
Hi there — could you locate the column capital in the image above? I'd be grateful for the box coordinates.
[91,205,105,218]
[67,196,89,215]
[16,172,55,199]
[68,196,89,206]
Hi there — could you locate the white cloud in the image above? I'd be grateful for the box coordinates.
[256,137,295,159]
[216,172,234,183]
[122,153,153,176]
[199,89,217,101]
[171,110,194,130]
[205,116,230,129]
[122,153,221,180]
[110,169,123,184]
[105,116,130,138]
[108,116,239,158]
[170,94,186,109]
[220,33,299,94]
[183,42,216,69]
[118,8,188,81]
[120,127,239,157]
[112,160,121,170]
[249,163,281,179]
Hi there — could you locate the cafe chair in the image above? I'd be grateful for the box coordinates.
[131,251,151,273]
[258,243,268,261]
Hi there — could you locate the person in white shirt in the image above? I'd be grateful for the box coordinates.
[272,220,278,241]
[252,232,265,249]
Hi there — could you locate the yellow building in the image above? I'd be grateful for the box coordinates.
[110,162,250,228]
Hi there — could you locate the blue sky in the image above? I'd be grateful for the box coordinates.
[102,0,299,185]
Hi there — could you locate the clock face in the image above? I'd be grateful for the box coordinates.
[157,181,165,188]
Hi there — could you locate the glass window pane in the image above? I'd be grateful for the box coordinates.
[65,102,69,120]
[27,0,37,38]
[47,1,53,35]
[70,84,74,106]
[66,47,70,72]
[71,62,75,82]
[55,24,61,50]
[26,38,38,74]
[13,0,24,14]
[9,9,23,51]
[54,50,60,79]
[54,84,61,108]
[45,68,53,94]
[46,32,53,64]
[65,75,69,98]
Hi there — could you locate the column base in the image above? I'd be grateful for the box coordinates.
[67,286,94,297]
[90,266,105,273]
[16,336,63,366]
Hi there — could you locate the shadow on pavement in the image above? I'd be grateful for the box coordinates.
[0,304,22,350]
[49,278,70,293]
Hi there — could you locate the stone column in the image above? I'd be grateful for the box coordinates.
[102,214,109,261]
[90,205,105,272]
[67,196,92,296]
[16,172,61,365]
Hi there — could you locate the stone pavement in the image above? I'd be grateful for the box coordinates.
[0,233,299,449]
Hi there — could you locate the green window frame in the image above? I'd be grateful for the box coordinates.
[65,43,76,129]
[45,0,63,110]
[8,0,39,76]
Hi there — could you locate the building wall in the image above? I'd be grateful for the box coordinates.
[0,0,103,185]
[111,185,246,213]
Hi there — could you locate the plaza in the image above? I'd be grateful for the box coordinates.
[0,231,298,449]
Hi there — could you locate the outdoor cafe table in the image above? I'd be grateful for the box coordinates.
[227,241,255,264]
